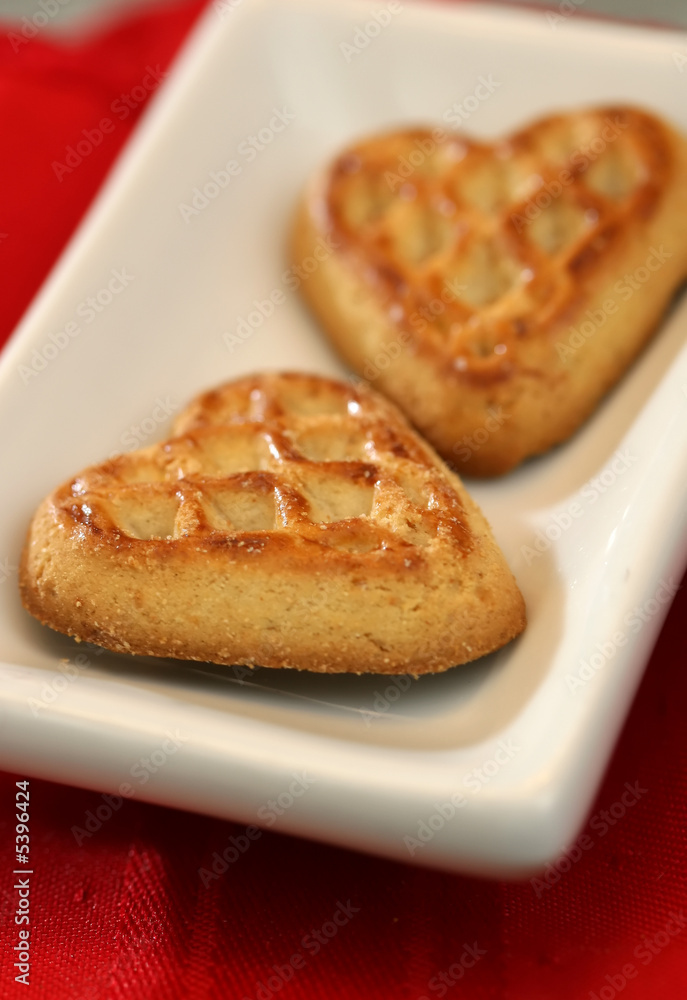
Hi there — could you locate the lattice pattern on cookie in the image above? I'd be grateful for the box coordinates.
[61,374,472,554]
[323,107,672,379]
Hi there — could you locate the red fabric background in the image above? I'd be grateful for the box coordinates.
[1,2,686,996]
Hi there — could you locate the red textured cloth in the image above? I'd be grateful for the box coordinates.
[1,2,686,997]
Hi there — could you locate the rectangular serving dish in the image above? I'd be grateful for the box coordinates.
[0,0,686,876]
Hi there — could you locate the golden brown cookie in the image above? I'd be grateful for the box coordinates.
[292,106,687,475]
[20,373,525,674]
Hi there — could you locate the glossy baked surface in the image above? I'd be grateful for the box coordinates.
[296,107,687,474]
[19,373,525,673]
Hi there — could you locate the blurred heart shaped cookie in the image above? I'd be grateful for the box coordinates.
[293,106,687,475]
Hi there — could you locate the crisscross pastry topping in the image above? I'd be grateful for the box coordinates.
[70,373,472,554]
[20,373,525,674]
[293,106,687,475]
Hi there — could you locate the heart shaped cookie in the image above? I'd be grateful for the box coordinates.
[20,373,525,674]
[292,106,687,475]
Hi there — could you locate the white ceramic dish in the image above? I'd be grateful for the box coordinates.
[0,0,686,876]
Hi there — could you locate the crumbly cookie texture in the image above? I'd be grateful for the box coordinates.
[293,106,687,475]
[20,373,525,674]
